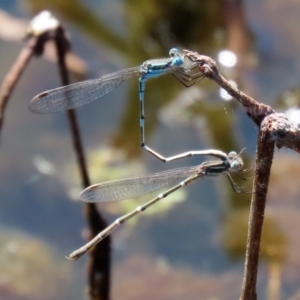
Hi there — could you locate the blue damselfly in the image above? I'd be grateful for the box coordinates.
[29,49,204,160]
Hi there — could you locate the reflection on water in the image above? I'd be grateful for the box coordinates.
[0,229,76,300]
[0,0,300,299]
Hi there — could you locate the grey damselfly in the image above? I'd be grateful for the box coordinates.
[67,149,248,260]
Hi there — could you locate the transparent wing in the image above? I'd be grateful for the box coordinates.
[80,165,201,203]
[29,66,140,113]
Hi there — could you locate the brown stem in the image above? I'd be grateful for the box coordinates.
[240,116,275,300]
[0,36,38,137]
[222,0,250,55]
[54,26,110,300]
[184,50,275,126]
[183,50,289,298]
[213,71,274,125]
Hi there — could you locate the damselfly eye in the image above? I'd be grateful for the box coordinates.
[169,48,179,57]
[230,160,243,170]
[228,151,243,170]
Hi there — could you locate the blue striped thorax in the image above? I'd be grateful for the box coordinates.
[139,48,184,78]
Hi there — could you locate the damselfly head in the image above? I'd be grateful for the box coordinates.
[169,48,180,58]
[169,48,184,66]
[228,151,244,171]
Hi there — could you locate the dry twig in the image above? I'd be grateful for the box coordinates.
[184,49,299,300]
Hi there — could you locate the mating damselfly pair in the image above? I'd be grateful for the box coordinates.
[29,48,250,260]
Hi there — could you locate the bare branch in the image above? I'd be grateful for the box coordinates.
[0,36,38,137]
[51,16,111,300]
[240,116,275,300]
[183,50,275,126]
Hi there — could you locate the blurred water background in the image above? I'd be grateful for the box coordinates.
[1,1,300,299]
